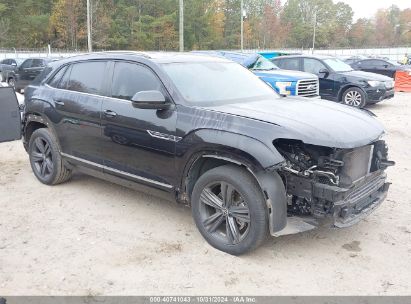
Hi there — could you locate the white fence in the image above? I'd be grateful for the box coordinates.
[1,46,411,61]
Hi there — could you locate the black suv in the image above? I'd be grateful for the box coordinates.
[273,55,395,108]
[7,57,55,93]
[0,58,26,82]
[0,52,394,255]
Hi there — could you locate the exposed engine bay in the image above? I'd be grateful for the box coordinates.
[274,138,395,229]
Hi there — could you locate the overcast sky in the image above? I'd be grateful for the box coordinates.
[336,0,411,20]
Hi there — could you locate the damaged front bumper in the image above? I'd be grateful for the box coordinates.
[274,170,390,236]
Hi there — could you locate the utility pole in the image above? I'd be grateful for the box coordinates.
[87,0,92,52]
[179,0,184,52]
[312,11,317,53]
[240,0,244,52]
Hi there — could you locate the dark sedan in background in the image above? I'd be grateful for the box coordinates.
[273,55,395,108]
[7,57,56,93]
[347,58,411,79]
[0,58,26,82]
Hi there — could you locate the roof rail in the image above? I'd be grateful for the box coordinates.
[92,51,151,58]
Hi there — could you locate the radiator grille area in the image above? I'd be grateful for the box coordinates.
[296,79,319,97]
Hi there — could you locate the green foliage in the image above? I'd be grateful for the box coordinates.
[0,0,410,50]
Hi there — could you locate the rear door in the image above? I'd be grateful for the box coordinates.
[0,87,21,142]
[48,60,108,165]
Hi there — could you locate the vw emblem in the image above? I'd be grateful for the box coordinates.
[307,84,315,90]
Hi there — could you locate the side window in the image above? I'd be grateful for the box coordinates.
[31,59,46,68]
[48,66,68,88]
[20,59,32,69]
[303,58,327,74]
[276,58,300,71]
[66,61,106,95]
[111,62,163,100]
[363,60,378,67]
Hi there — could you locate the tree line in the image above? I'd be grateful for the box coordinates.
[0,0,410,51]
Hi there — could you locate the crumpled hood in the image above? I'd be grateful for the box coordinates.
[254,69,317,81]
[208,97,384,148]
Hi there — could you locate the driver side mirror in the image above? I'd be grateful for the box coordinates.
[318,68,329,78]
[131,90,170,110]
[11,62,17,67]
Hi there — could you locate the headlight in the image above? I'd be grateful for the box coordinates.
[367,80,382,87]
[275,81,292,95]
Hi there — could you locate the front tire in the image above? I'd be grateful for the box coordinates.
[7,77,15,88]
[29,128,72,185]
[342,87,366,108]
[191,165,268,255]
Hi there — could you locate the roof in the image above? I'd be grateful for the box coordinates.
[274,54,335,60]
[191,50,259,67]
[57,51,231,64]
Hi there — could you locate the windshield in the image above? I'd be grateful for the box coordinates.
[15,58,26,65]
[161,62,279,105]
[250,56,279,71]
[323,58,353,72]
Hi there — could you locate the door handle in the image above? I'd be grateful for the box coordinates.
[54,99,65,106]
[104,109,117,118]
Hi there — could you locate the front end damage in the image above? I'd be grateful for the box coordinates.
[272,139,395,236]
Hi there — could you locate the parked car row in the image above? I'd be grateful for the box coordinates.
[345,57,411,79]
[0,51,394,255]
[1,52,398,109]
[0,57,57,93]
[272,55,395,108]
[194,51,320,98]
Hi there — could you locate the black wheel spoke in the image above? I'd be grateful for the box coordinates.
[203,212,225,233]
[40,161,47,176]
[35,137,45,153]
[221,182,234,207]
[229,206,250,223]
[45,158,53,172]
[31,152,43,162]
[201,188,223,210]
[44,143,51,157]
[226,216,240,244]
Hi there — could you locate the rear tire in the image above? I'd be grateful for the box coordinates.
[191,165,268,255]
[29,128,72,185]
[342,87,366,108]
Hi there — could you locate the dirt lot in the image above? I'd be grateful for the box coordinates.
[0,93,410,296]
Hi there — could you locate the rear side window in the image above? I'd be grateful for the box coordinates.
[276,58,300,71]
[66,61,106,95]
[48,66,68,88]
[111,62,163,100]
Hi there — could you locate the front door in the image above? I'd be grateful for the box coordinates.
[0,87,21,143]
[100,61,177,189]
[303,58,334,100]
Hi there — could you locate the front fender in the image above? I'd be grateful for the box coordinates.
[177,129,285,172]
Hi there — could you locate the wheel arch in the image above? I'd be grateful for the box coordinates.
[338,84,366,102]
[23,113,59,150]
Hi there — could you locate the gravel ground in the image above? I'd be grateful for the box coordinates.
[0,92,410,296]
